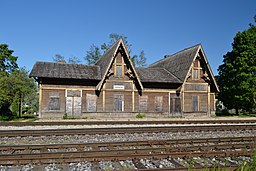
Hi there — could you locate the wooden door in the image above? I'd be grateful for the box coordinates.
[114,94,124,112]
[170,96,182,116]
[66,90,82,117]
[66,97,81,117]
[192,96,199,112]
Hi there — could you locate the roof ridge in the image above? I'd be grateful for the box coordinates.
[149,44,201,67]
[165,43,201,58]
[37,61,99,67]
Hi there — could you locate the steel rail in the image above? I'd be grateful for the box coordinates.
[0,136,255,165]
[0,124,255,137]
[1,136,255,152]
[1,119,256,126]
[0,143,253,165]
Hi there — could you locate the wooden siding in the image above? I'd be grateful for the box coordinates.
[183,92,208,113]
[41,89,65,117]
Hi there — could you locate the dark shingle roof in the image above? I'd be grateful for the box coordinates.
[95,40,120,77]
[30,43,209,88]
[137,68,182,83]
[29,62,101,80]
[149,44,200,82]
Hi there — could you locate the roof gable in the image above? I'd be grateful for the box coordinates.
[95,39,143,91]
[196,47,219,92]
[149,44,200,82]
[149,44,219,92]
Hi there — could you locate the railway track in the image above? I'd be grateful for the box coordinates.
[0,124,255,137]
[0,136,255,170]
[0,119,256,126]
[1,120,255,170]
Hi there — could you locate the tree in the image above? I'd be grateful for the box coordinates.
[68,56,81,64]
[0,44,18,74]
[0,68,37,118]
[84,44,101,65]
[0,44,37,119]
[84,33,147,67]
[53,54,65,62]
[217,18,256,114]
[53,54,81,64]
[136,50,147,67]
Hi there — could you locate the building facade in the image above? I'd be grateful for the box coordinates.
[30,39,219,118]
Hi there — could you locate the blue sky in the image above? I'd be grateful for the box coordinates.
[1,0,255,75]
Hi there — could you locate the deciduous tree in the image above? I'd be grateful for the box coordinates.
[217,17,256,114]
[0,44,37,118]
[0,44,18,74]
[53,54,81,64]
[84,44,101,65]
[84,33,147,67]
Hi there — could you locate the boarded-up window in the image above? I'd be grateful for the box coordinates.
[170,97,181,115]
[184,84,208,91]
[87,94,97,112]
[139,96,148,112]
[174,98,181,113]
[155,96,163,112]
[192,96,199,112]
[66,90,81,97]
[193,69,199,80]
[116,65,122,77]
[114,94,124,112]
[49,96,60,110]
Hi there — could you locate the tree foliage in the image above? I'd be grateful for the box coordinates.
[85,44,101,65]
[0,44,18,74]
[53,54,81,64]
[68,56,81,64]
[136,50,147,67]
[84,33,147,67]
[0,44,37,118]
[0,68,37,117]
[217,19,256,113]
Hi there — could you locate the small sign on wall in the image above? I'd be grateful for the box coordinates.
[113,85,125,90]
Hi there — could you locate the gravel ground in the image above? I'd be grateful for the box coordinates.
[0,122,256,130]
[0,121,255,170]
[0,129,255,145]
[0,156,251,171]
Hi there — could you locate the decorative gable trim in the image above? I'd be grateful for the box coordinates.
[96,39,143,91]
[183,45,219,92]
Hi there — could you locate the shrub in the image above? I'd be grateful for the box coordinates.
[136,113,145,119]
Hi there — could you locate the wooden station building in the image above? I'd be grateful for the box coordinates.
[30,39,219,118]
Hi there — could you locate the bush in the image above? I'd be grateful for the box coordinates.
[136,113,145,119]
[215,109,237,117]
[0,113,17,121]
[63,113,68,119]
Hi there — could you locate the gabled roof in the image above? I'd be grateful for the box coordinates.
[29,41,218,92]
[29,61,101,80]
[149,44,200,82]
[137,68,182,83]
[149,44,219,92]
[95,39,143,91]
[95,40,120,77]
